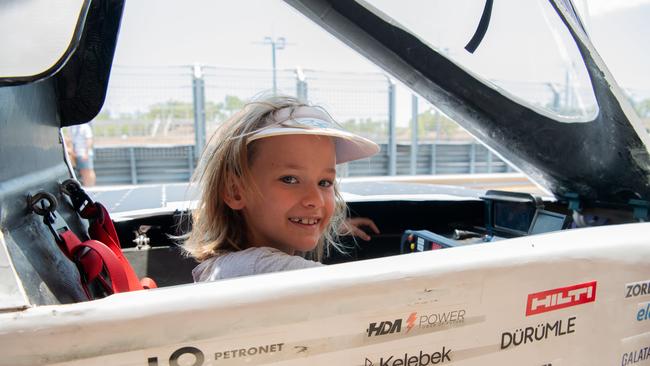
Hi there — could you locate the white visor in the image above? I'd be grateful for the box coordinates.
[246,106,379,164]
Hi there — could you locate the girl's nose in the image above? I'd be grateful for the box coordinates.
[301,184,324,208]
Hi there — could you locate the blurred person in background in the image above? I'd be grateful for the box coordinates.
[70,124,96,186]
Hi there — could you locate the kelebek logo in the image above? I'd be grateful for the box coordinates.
[526,281,596,316]
[365,347,451,366]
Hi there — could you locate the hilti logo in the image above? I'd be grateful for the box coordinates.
[526,281,597,316]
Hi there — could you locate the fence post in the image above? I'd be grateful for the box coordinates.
[410,94,418,175]
[430,142,437,174]
[296,67,308,101]
[188,145,195,179]
[469,143,476,174]
[192,63,207,160]
[339,163,349,178]
[129,147,137,185]
[387,78,396,176]
[487,150,493,173]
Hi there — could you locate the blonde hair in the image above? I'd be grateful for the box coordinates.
[182,95,347,262]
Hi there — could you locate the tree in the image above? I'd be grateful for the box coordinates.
[222,95,245,118]
[144,95,246,122]
[417,108,462,140]
[340,118,386,136]
[93,110,111,121]
[146,100,194,121]
[634,98,650,118]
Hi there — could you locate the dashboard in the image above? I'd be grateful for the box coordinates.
[114,189,572,282]
[399,190,571,254]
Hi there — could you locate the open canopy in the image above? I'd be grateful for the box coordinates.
[2,0,649,205]
[286,0,650,206]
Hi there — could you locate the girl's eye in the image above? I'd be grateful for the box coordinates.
[319,179,333,188]
[281,176,298,184]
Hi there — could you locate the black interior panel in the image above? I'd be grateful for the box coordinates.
[114,199,486,285]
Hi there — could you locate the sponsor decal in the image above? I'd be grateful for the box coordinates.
[622,346,650,366]
[406,312,417,333]
[368,309,466,337]
[526,281,596,316]
[367,312,417,337]
[417,309,466,329]
[365,347,452,366]
[500,316,576,350]
[214,343,284,360]
[148,347,204,366]
[147,343,284,366]
[367,318,404,337]
[626,280,650,299]
[637,302,650,322]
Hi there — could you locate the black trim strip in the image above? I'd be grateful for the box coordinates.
[465,0,493,53]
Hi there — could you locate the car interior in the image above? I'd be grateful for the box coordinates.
[3,0,648,311]
[115,190,574,288]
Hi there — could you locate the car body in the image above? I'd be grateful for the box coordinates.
[1,1,649,365]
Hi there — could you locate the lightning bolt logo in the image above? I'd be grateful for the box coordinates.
[406,312,417,333]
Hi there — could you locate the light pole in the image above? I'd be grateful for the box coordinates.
[263,37,286,95]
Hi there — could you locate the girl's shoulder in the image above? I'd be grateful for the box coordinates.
[192,246,323,282]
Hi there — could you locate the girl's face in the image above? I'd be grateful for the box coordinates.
[237,134,336,253]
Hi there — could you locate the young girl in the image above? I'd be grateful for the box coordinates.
[185,95,379,282]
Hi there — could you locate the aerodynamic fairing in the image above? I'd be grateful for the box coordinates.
[0,0,649,365]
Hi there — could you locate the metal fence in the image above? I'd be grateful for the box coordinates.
[87,65,650,185]
[94,65,650,145]
[94,142,511,185]
[95,145,195,185]
[93,66,393,145]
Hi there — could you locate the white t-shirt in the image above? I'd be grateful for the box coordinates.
[70,124,94,157]
[192,247,323,282]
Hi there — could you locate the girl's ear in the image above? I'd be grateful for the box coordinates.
[223,175,246,210]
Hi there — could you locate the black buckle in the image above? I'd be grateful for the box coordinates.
[28,191,70,244]
[61,179,94,213]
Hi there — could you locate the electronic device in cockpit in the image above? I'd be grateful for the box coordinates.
[400,190,570,254]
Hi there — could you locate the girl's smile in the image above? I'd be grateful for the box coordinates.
[288,217,321,225]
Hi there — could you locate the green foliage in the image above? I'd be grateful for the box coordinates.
[340,118,386,135]
[145,100,193,121]
[334,108,465,141]
[222,95,245,117]
[417,108,461,139]
[144,95,246,122]
[634,98,650,118]
[94,110,111,121]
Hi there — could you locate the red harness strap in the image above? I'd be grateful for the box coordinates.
[80,202,152,290]
[33,186,157,299]
[60,180,158,291]
[59,230,131,295]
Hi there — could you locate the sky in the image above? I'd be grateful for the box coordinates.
[109,0,650,125]
[113,1,378,71]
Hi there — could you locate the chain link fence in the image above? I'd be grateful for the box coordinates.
[92,65,400,146]
[83,65,650,184]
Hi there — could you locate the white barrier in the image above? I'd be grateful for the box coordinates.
[2,223,649,365]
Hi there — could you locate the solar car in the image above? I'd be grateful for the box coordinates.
[1,1,649,365]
